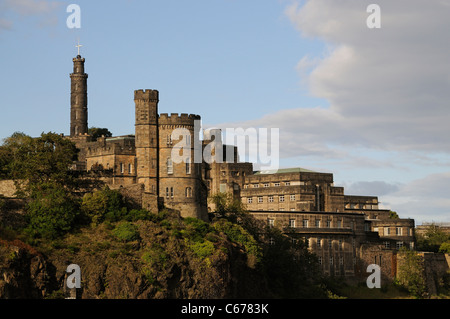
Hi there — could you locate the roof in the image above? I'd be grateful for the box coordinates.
[253,167,317,175]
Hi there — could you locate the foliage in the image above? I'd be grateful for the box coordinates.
[261,227,324,298]
[439,242,450,254]
[389,211,399,219]
[416,224,450,252]
[24,183,80,239]
[1,132,79,196]
[213,219,261,262]
[112,221,140,242]
[396,248,427,298]
[81,186,124,225]
[88,127,113,141]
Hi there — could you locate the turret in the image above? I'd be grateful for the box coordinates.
[135,89,159,196]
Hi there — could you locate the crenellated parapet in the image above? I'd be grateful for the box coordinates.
[158,113,200,127]
[134,89,159,102]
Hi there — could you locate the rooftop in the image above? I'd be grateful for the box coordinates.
[254,167,318,175]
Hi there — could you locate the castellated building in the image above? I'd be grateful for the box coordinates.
[67,54,415,278]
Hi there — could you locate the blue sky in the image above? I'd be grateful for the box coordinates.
[1,0,450,224]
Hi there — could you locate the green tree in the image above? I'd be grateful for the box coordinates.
[416,224,450,252]
[3,132,79,196]
[88,127,112,141]
[396,248,427,298]
[389,211,399,219]
[81,186,126,225]
[439,242,450,254]
[0,132,33,180]
[25,183,80,239]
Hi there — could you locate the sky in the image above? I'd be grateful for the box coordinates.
[0,0,449,224]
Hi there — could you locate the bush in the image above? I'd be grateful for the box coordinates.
[213,219,261,261]
[189,240,215,259]
[112,222,140,242]
[439,242,450,254]
[81,187,125,225]
[25,184,79,239]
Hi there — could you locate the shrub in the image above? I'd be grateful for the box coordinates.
[213,219,261,262]
[81,187,125,225]
[189,240,215,259]
[112,222,140,242]
[25,184,79,239]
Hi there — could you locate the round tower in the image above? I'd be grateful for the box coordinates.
[70,55,88,136]
[158,113,208,221]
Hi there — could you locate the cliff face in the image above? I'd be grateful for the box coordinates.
[0,215,268,299]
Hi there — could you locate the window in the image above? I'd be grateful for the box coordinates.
[268,196,274,203]
[289,219,295,228]
[128,163,132,174]
[167,134,173,145]
[253,184,259,188]
[328,239,332,250]
[269,238,275,245]
[302,219,308,228]
[263,183,269,188]
[396,241,403,250]
[385,227,390,235]
[384,241,390,249]
[258,196,263,203]
[318,257,323,265]
[330,257,334,265]
[247,197,253,204]
[165,187,169,198]
[167,158,173,174]
[326,220,331,228]
[274,182,280,187]
[285,182,290,186]
[290,194,295,201]
[185,187,192,198]
[315,219,321,227]
[279,195,285,202]
[396,227,402,236]
[337,220,342,228]
[339,239,343,250]
[317,237,322,248]
[186,157,191,174]
[268,219,274,228]
[170,187,174,198]
[339,257,344,266]
[120,163,124,174]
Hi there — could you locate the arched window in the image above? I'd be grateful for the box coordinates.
[185,187,192,198]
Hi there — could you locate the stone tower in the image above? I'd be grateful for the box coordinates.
[70,55,88,137]
[159,113,208,221]
[135,89,160,196]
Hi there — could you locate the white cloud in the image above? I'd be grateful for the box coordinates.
[208,0,450,223]
[0,0,61,32]
[381,172,450,223]
[284,0,450,153]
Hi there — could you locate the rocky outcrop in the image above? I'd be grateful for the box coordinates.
[0,218,268,299]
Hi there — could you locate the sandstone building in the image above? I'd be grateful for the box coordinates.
[66,54,415,278]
